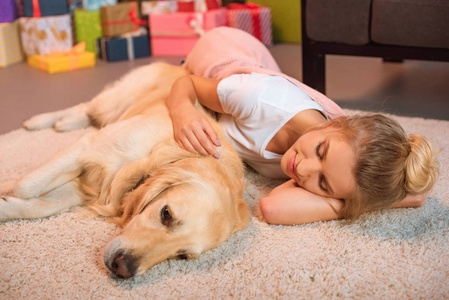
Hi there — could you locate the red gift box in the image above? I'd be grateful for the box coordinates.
[226,2,272,46]
[149,8,226,56]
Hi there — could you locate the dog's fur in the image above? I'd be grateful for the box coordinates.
[0,63,251,279]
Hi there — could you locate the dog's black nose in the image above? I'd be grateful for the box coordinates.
[110,252,136,279]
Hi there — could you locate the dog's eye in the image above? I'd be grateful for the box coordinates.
[178,254,188,260]
[161,205,172,226]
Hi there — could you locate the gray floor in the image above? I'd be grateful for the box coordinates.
[1,44,449,135]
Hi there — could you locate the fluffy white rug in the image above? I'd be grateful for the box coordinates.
[1,110,448,299]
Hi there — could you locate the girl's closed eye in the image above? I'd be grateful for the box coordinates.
[319,174,328,193]
[316,141,324,160]
[316,141,330,193]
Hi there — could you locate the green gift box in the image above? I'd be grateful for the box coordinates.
[250,0,301,43]
[74,9,102,55]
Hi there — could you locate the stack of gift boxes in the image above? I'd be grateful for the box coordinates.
[0,0,273,73]
[147,0,272,56]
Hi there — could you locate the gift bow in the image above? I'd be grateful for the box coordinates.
[226,2,262,42]
[46,42,86,57]
[103,3,147,30]
[128,9,147,27]
[42,42,87,71]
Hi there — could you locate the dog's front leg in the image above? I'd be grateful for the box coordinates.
[12,134,91,199]
[0,181,83,221]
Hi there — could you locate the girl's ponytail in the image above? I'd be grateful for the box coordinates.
[404,134,439,195]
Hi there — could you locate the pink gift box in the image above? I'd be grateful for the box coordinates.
[226,2,272,46]
[149,8,226,56]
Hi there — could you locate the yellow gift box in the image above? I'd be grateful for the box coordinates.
[27,42,96,74]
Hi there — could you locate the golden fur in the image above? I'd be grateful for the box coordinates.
[0,63,250,279]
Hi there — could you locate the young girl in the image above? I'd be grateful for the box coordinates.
[167,27,440,225]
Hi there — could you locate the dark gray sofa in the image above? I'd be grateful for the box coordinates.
[301,0,449,94]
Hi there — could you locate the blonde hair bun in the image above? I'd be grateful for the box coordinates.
[404,134,440,195]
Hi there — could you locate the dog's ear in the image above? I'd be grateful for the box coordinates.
[233,198,251,233]
[117,166,192,225]
[146,139,201,174]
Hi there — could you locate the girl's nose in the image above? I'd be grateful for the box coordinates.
[297,158,320,178]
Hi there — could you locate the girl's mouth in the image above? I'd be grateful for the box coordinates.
[288,153,297,176]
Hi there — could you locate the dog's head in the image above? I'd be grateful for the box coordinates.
[103,144,250,279]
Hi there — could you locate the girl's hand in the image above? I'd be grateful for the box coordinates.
[393,189,432,208]
[167,75,223,158]
[171,101,221,158]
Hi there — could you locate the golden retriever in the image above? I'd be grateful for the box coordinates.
[0,62,251,279]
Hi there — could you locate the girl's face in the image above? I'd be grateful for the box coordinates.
[281,126,356,200]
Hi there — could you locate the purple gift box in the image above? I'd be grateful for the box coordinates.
[0,0,19,23]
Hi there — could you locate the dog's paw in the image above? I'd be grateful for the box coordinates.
[23,112,59,130]
[54,113,90,132]
[0,196,27,221]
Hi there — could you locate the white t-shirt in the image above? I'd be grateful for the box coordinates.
[217,73,326,178]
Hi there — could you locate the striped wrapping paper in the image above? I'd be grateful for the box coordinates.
[0,21,25,68]
[226,2,272,46]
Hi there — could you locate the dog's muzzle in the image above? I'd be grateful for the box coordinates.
[103,238,137,279]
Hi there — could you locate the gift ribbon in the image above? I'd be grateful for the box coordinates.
[227,2,262,42]
[42,42,86,71]
[152,13,204,38]
[32,0,42,18]
[186,13,205,36]
[99,36,136,61]
[102,3,146,31]
[126,37,134,61]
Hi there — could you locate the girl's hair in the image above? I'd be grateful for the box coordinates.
[322,114,440,219]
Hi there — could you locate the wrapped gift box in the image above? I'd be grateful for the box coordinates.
[0,21,25,68]
[74,9,102,54]
[0,0,19,23]
[27,42,96,74]
[226,2,272,46]
[97,32,150,62]
[101,2,144,37]
[149,8,226,56]
[19,14,73,56]
[141,1,178,16]
[23,0,69,17]
[83,0,117,11]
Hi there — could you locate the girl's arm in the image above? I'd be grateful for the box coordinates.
[166,75,223,158]
[259,179,344,225]
[260,180,429,226]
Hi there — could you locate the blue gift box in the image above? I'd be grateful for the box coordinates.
[83,0,118,12]
[24,0,69,17]
[0,0,19,23]
[97,34,150,62]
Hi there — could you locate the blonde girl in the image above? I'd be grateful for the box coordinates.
[166,27,439,225]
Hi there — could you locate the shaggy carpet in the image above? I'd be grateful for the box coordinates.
[0,110,448,299]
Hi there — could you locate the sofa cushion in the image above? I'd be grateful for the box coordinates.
[306,0,372,45]
[372,0,449,49]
